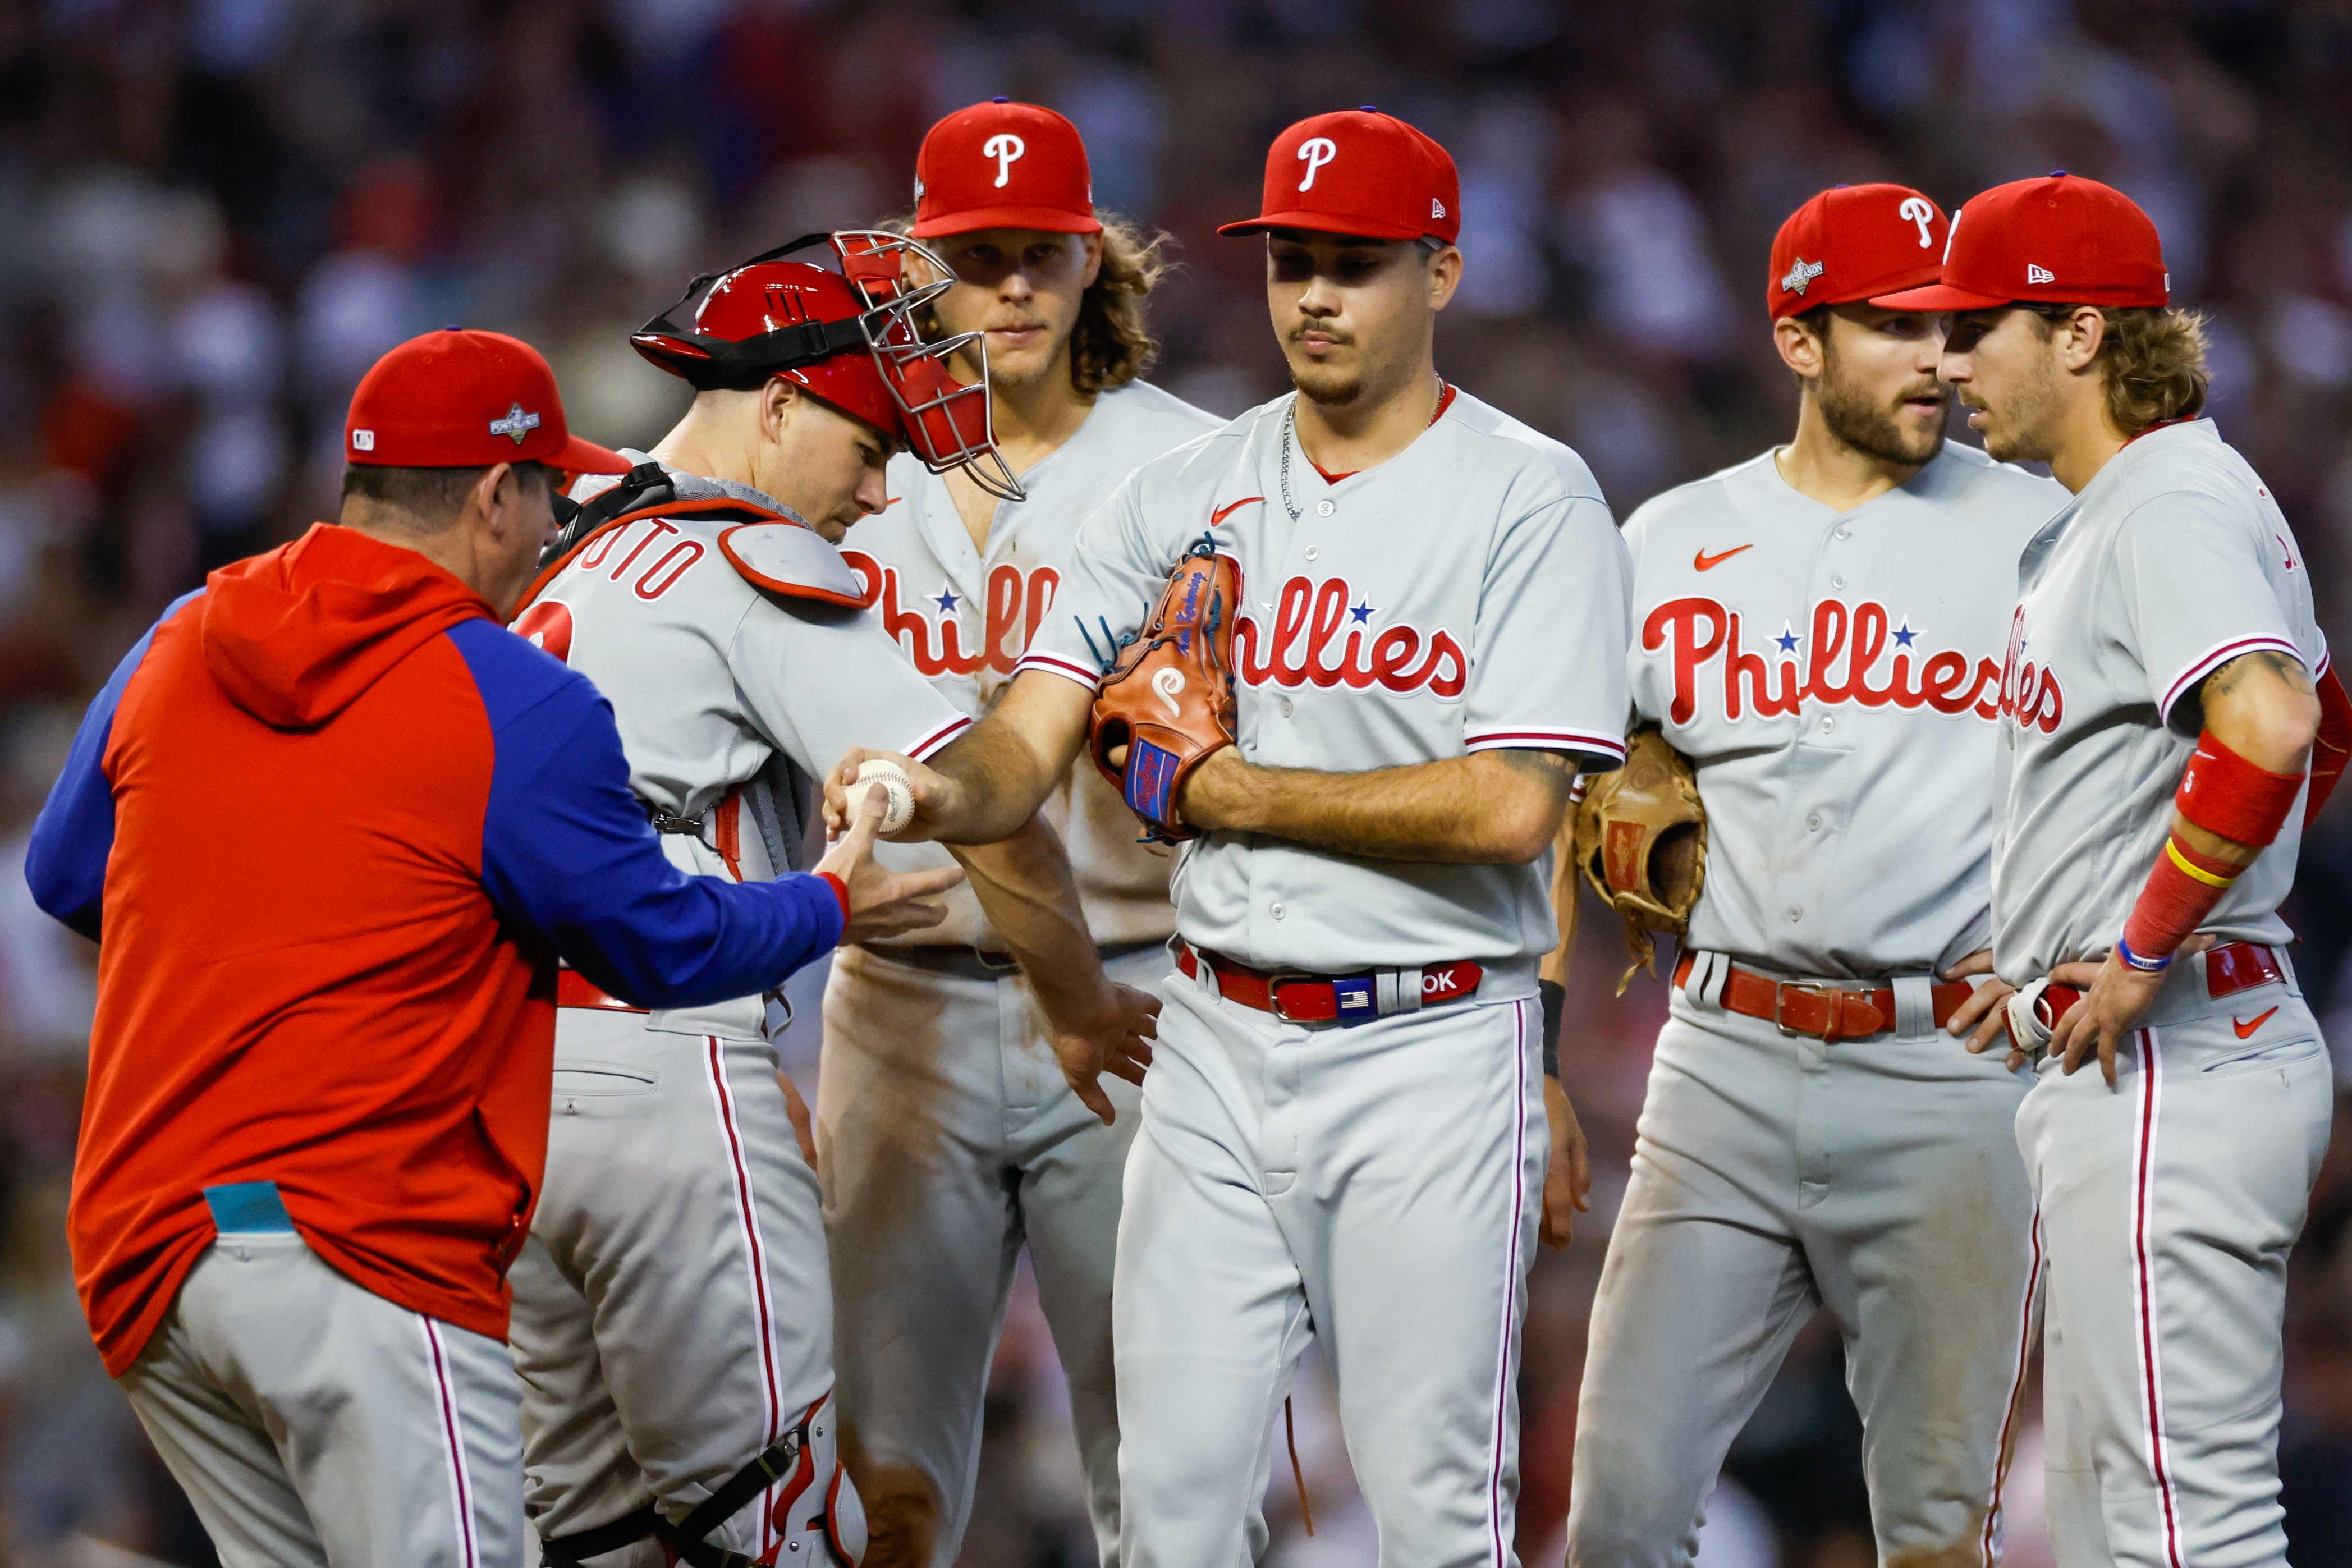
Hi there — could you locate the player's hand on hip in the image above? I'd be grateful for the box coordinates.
[823,749,957,842]
[1043,980,1160,1126]
[2046,934,2211,1086]
[1539,1075,1592,1249]
[1942,948,2022,1065]
[816,782,966,943]
[775,1071,818,1167]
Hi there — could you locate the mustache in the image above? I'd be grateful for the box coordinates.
[1288,321,1354,347]
[1896,381,1950,404]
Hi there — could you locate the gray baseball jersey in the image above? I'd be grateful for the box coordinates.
[1623,440,2064,977]
[1020,387,1634,988]
[843,379,1221,950]
[1991,418,2323,984]
[521,459,972,1040]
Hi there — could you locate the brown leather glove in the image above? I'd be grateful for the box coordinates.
[1573,728,1707,993]
[1088,539,1242,843]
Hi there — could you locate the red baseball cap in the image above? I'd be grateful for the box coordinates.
[1870,173,2169,313]
[346,329,628,474]
[911,100,1099,238]
[1218,108,1461,245]
[1767,184,1949,320]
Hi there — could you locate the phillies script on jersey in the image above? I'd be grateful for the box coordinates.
[849,551,1468,699]
[1642,592,2058,731]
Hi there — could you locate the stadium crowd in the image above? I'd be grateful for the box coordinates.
[2,0,2351,1564]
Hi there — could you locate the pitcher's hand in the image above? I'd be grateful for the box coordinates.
[815,783,965,943]
[823,749,961,842]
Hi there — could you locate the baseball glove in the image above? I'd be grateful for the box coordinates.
[1088,537,1241,844]
[1573,728,1707,993]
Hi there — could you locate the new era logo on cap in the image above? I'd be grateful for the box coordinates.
[2027,263,2055,285]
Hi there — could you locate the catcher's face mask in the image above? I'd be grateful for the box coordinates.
[631,230,1024,502]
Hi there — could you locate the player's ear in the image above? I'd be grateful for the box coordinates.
[1079,230,1104,290]
[1424,243,1462,310]
[763,376,803,437]
[1773,313,1827,382]
[2057,305,2108,374]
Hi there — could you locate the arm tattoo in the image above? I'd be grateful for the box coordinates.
[2204,649,2313,704]
[1494,748,1578,810]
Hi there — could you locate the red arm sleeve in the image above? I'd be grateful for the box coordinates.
[2308,663,2351,826]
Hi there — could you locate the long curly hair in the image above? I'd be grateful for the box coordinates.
[2029,304,2211,435]
[891,211,1172,393]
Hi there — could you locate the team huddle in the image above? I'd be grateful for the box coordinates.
[19,93,2351,1568]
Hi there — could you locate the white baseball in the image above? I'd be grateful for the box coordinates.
[854,759,915,835]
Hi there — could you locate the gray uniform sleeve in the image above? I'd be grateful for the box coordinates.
[1462,495,1634,768]
[728,595,974,771]
[1014,476,1177,691]
[2115,492,2304,731]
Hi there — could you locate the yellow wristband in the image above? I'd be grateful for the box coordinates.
[2165,836,2237,889]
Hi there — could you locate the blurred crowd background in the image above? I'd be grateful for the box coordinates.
[3,0,2352,1563]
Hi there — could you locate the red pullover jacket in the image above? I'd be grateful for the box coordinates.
[26,524,843,1374]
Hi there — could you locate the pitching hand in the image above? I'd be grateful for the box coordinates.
[814,782,965,943]
[823,749,960,842]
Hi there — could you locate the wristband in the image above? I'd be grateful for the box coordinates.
[2120,830,2238,967]
[817,872,850,924]
[2177,730,2304,847]
[2115,935,2172,973]
[1538,980,1564,1079]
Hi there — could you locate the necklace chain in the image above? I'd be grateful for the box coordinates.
[1278,401,1301,523]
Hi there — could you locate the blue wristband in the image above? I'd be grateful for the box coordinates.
[2116,936,2172,973]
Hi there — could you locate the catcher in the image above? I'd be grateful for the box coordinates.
[1557,185,2067,1567]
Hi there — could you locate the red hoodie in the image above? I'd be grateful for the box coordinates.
[66,525,548,1372]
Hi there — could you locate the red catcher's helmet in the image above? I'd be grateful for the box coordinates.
[631,231,1021,500]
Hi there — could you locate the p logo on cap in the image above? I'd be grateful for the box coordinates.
[1219,109,1461,246]
[1765,184,1948,320]
[911,102,1099,237]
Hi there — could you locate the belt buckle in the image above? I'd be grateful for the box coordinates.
[1773,981,1839,1039]
[1263,974,1321,1023]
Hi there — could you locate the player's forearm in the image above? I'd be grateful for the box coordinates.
[1180,748,1574,864]
[923,673,1094,844]
[949,817,1110,1015]
[1539,811,1579,987]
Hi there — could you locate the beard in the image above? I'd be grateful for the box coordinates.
[1817,355,1948,466]
[1969,352,2063,466]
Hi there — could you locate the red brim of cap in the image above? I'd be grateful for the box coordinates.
[910,206,1103,237]
[1869,281,2016,311]
[1217,210,1429,241]
[554,433,633,474]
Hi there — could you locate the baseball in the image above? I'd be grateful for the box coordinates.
[855,758,915,835]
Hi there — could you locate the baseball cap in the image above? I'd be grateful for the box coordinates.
[1870,173,2168,313]
[1218,108,1461,245]
[1767,184,1949,320]
[911,100,1100,238]
[346,329,628,474]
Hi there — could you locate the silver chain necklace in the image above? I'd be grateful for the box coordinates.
[1278,400,1303,523]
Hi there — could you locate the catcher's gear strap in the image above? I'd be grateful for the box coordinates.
[717,523,870,607]
[2310,662,2350,824]
[514,495,785,619]
[540,1503,662,1567]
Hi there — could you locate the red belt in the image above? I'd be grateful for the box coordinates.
[2010,940,2285,1048]
[1672,951,1975,1043]
[1177,942,1482,1026]
[557,969,647,1014]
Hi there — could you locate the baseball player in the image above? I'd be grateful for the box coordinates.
[1882,173,2352,1568]
[826,110,1634,1566]
[20,330,945,1567]
[1561,186,2066,1568]
[505,232,1157,1568]
[815,100,1219,1568]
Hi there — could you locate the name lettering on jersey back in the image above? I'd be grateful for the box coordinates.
[571,517,707,602]
[840,549,1062,676]
[1643,595,2025,725]
[1995,604,2067,735]
[1235,576,1466,698]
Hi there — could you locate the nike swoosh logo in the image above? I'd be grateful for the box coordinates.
[1694,544,1753,571]
[1211,497,1265,527]
[2233,1006,2279,1039]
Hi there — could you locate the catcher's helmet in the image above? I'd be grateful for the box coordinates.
[632,231,1022,500]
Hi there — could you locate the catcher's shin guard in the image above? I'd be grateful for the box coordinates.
[539,1394,865,1568]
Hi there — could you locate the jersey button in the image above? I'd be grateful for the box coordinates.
[1834,526,1851,540]
[1316,500,1335,517]
[1271,902,1287,919]
[1305,545,1321,561]
[1807,813,1822,831]
[1819,716,1836,733]
[1831,574,1846,589]
[1787,905,1804,922]
[1280,698,1294,717]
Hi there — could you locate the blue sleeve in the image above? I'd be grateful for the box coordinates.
[446,621,845,1008]
[25,592,203,941]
